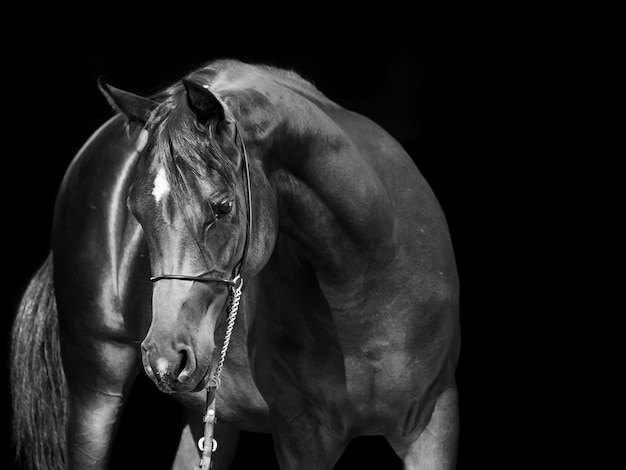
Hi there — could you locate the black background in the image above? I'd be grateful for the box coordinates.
[0,14,544,469]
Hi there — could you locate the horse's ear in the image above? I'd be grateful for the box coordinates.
[183,79,225,124]
[98,76,157,125]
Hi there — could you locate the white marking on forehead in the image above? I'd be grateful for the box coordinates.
[152,167,170,203]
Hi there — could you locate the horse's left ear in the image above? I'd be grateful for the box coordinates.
[98,76,157,125]
[183,79,226,124]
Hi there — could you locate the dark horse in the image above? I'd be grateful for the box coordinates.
[10,59,460,469]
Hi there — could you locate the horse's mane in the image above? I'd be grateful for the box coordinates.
[256,63,315,87]
[145,87,235,195]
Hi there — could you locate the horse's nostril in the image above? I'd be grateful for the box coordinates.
[176,348,191,383]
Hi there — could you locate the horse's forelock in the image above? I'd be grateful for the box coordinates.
[140,87,238,234]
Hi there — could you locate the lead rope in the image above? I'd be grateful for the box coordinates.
[198,275,243,470]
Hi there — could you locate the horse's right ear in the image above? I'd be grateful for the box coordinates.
[98,76,157,126]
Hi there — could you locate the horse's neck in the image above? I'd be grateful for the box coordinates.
[261,96,397,288]
[224,73,398,288]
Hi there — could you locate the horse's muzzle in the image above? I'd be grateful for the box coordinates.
[141,339,210,393]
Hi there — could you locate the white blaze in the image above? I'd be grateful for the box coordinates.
[152,167,170,203]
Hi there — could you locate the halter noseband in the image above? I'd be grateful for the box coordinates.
[149,273,242,286]
[148,123,252,287]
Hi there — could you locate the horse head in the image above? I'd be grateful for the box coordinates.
[99,76,277,393]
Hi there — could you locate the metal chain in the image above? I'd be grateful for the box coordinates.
[209,275,242,388]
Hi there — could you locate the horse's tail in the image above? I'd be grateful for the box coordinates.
[10,253,67,470]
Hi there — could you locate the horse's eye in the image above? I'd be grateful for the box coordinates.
[215,200,233,218]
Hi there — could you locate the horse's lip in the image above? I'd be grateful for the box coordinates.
[155,379,175,394]
[190,359,214,393]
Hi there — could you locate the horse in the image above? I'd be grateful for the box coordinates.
[10,59,460,470]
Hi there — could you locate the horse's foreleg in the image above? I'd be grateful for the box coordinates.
[270,406,348,470]
[389,387,459,470]
[62,335,139,469]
